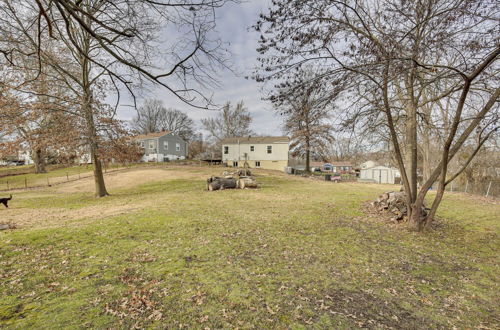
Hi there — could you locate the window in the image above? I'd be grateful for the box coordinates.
[224,146,229,154]
[176,143,180,151]
[255,161,261,167]
[233,161,238,167]
[163,141,168,150]
[140,141,145,148]
[267,146,272,154]
[149,141,154,149]
[250,146,255,152]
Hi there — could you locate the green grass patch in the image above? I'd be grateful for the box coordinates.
[0,167,498,328]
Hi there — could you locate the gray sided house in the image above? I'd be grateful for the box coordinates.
[135,131,188,162]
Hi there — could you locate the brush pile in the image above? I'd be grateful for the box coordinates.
[371,190,428,222]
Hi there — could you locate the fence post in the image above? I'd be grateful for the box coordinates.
[6,181,9,190]
[464,180,468,193]
[24,178,27,189]
[486,181,492,197]
[451,181,454,192]
[47,177,50,186]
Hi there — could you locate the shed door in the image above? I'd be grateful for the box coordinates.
[374,169,389,183]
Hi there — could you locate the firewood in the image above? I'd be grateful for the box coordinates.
[238,177,258,189]
[372,190,426,222]
[206,177,237,191]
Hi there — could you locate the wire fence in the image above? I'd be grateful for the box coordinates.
[0,166,125,192]
[0,161,199,192]
[443,179,499,198]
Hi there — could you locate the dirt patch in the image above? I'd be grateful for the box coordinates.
[0,202,148,229]
[55,168,202,193]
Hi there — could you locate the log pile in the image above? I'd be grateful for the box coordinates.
[206,177,238,191]
[207,170,258,191]
[372,190,428,222]
[222,169,252,178]
[238,176,258,189]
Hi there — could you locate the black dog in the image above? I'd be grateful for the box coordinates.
[0,195,12,208]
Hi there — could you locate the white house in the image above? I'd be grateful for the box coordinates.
[221,136,290,171]
[360,160,377,169]
[360,165,401,184]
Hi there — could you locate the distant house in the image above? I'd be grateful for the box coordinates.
[360,164,401,184]
[326,161,354,174]
[360,160,377,169]
[221,136,290,171]
[310,161,354,174]
[135,131,188,162]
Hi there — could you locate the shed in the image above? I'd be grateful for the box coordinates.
[359,165,401,184]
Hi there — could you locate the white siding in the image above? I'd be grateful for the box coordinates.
[360,165,400,184]
[222,142,289,162]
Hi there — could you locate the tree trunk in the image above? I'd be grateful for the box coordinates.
[32,148,47,174]
[409,195,427,231]
[382,64,413,221]
[305,144,310,173]
[425,182,445,227]
[408,96,418,204]
[304,106,311,173]
[421,141,431,184]
[83,92,108,197]
[81,40,108,198]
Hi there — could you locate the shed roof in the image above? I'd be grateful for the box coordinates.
[221,136,289,144]
[361,165,399,171]
[134,131,172,140]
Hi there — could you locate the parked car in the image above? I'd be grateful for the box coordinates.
[332,173,342,182]
[5,160,25,166]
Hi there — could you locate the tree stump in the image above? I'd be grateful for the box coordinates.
[206,177,238,191]
[238,177,258,189]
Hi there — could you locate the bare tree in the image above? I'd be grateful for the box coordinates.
[0,0,236,108]
[271,74,334,172]
[0,0,236,197]
[201,101,253,141]
[131,99,167,135]
[132,98,196,141]
[161,108,196,142]
[255,0,499,231]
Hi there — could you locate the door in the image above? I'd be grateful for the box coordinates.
[373,169,389,183]
[380,169,388,183]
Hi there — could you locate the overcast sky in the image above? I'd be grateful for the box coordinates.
[117,0,281,138]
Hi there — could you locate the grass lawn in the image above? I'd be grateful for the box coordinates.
[0,166,498,328]
[0,165,95,190]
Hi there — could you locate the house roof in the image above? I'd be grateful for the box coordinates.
[327,161,353,167]
[361,165,399,171]
[134,131,172,140]
[220,136,289,144]
[311,161,353,167]
[310,161,324,167]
